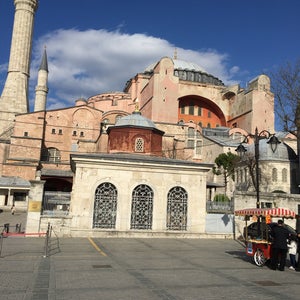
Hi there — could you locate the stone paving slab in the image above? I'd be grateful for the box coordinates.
[0,236,299,300]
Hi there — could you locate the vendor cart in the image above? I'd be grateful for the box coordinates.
[235,207,296,267]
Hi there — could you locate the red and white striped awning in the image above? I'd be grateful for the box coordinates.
[234,207,296,218]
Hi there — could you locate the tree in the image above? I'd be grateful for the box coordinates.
[213,152,239,195]
[270,59,300,189]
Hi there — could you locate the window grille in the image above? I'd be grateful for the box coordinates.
[167,186,188,230]
[41,147,61,163]
[42,191,70,216]
[93,182,118,229]
[13,192,26,202]
[131,184,153,229]
[135,137,144,152]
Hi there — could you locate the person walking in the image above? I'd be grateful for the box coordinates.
[270,219,290,271]
[287,235,297,270]
[11,204,16,215]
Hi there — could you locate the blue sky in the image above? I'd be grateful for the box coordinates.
[0,0,299,125]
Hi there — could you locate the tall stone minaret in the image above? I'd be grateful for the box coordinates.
[0,0,38,135]
[34,48,49,112]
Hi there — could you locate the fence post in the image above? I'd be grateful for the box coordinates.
[43,222,50,258]
[0,232,3,258]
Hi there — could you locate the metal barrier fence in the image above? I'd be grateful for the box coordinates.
[0,222,60,258]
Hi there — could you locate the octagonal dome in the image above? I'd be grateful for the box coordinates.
[115,111,157,129]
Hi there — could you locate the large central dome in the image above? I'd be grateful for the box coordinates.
[144,57,224,86]
[145,58,206,73]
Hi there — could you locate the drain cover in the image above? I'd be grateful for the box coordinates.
[92,264,112,269]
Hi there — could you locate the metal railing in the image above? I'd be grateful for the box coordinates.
[206,201,234,213]
[42,191,70,216]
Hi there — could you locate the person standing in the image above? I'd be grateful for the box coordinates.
[287,236,297,270]
[296,233,300,271]
[270,219,290,271]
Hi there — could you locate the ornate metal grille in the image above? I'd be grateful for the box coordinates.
[93,182,117,229]
[167,186,188,230]
[131,184,153,229]
[135,138,144,152]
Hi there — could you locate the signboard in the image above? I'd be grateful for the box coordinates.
[28,201,41,212]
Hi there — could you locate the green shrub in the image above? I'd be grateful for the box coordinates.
[214,194,230,202]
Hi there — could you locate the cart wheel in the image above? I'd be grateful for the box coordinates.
[253,249,266,267]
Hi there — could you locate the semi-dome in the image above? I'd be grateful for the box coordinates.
[245,139,297,161]
[115,111,157,129]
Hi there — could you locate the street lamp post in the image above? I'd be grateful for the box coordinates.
[235,127,281,209]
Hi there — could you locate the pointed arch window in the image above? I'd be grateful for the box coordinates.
[131,184,153,229]
[93,182,117,229]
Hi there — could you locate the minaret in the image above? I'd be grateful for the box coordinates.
[0,0,38,135]
[34,48,49,111]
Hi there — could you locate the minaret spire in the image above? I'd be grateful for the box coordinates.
[0,0,38,134]
[34,47,49,111]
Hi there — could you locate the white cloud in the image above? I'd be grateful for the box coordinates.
[28,29,241,109]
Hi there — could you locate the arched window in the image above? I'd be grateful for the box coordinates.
[131,184,153,229]
[197,107,202,116]
[115,115,123,123]
[41,147,61,163]
[167,186,188,230]
[135,137,144,152]
[281,168,287,182]
[189,101,194,115]
[272,168,278,182]
[187,128,202,157]
[180,104,185,114]
[93,182,118,229]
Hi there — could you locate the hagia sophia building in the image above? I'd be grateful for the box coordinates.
[0,0,298,237]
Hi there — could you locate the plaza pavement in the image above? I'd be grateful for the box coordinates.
[0,211,299,300]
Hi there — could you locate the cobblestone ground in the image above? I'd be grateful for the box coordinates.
[0,210,27,233]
